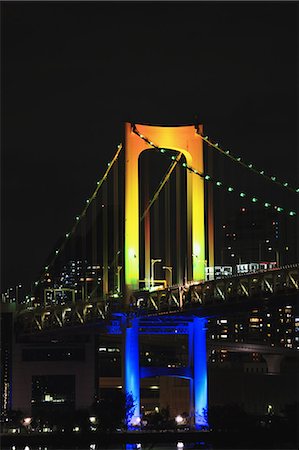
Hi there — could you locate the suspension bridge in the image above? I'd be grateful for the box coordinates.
[14,122,298,430]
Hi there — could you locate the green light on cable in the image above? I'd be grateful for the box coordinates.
[240,192,246,197]
[251,197,258,203]
[228,187,234,192]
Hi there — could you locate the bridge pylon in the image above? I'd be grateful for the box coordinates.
[124,123,206,304]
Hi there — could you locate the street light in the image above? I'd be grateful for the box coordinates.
[151,259,162,288]
[16,284,22,303]
[116,266,122,294]
[175,415,184,424]
[162,266,173,286]
[89,416,97,424]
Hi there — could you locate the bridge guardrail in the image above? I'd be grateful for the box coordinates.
[15,264,299,333]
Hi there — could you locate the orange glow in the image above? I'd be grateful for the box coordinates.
[124,123,206,293]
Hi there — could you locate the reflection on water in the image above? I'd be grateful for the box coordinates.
[4,443,211,450]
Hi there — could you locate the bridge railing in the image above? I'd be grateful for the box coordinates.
[129,264,299,314]
[15,265,299,333]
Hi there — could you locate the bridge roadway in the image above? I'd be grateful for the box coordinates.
[16,264,299,334]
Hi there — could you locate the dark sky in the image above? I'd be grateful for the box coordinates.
[2,1,298,292]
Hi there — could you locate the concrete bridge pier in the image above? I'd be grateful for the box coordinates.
[122,315,208,430]
[190,317,209,429]
[123,316,140,429]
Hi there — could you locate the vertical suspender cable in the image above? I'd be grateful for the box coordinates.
[102,180,108,296]
[113,160,119,293]
[164,181,171,284]
[144,159,151,289]
[207,146,215,270]
[119,151,124,294]
[153,197,160,263]
[81,214,87,301]
[92,196,98,299]
[176,164,182,284]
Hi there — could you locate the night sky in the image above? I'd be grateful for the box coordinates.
[2,2,298,293]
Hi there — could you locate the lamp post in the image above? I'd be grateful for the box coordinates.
[162,266,173,287]
[151,259,162,288]
[16,284,22,303]
[116,266,122,294]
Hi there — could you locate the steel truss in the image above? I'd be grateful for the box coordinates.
[16,264,299,333]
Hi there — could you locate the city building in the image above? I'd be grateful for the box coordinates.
[0,302,15,417]
[218,207,297,267]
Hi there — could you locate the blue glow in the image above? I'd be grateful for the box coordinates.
[124,317,140,429]
[193,317,208,429]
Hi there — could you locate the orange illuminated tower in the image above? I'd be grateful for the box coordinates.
[124,123,206,300]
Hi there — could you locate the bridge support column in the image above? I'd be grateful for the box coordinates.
[123,316,140,429]
[191,317,208,429]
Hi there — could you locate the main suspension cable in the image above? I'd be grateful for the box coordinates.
[140,152,182,222]
[195,127,298,195]
[34,143,123,290]
[133,125,297,218]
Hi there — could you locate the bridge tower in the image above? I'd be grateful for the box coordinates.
[123,123,209,429]
[124,123,206,298]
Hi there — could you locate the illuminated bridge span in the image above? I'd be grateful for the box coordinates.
[15,122,298,430]
[17,264,299,332]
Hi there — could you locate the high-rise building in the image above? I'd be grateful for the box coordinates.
[218,207,297,267]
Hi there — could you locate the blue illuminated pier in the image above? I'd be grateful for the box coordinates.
[122,314,208,430]
[124,316,140,429]
[193,317,208,429]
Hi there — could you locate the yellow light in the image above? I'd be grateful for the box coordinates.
[125,123,206,289]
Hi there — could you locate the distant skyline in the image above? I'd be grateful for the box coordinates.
[2,2,298,292]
